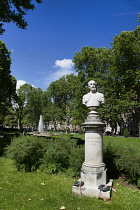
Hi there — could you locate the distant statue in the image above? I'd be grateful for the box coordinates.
[82,80,104,107]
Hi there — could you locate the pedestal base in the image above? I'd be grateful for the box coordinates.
[81,163,107,187]
[72,159,113,199]
[72,179,113,199]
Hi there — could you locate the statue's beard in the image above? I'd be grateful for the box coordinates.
[91,88,96,92]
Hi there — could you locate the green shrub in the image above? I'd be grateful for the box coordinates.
[5,136,47,172]
[103,142,120,179]
[40,135,85,176]
[5,134,84,176]
[104,143,140,185]
[68,145,84,177]
[0,135,11,156]
[123,128,130,138]
[0,133,18,156]
[40,135,77,173]
[5,134,139,186]
[115,146,140,185]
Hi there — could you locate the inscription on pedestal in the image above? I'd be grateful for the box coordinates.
[85,132,103,165]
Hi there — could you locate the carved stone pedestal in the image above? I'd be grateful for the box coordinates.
[72,107,112,198]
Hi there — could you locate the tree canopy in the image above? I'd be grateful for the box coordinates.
[16,83,43,128]
[73,26,140,134]
[0,0,42,34]
[0,40,16,124]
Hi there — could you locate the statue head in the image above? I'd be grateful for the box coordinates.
[88,80,97,93]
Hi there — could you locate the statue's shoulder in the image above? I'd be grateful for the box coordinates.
[83,92,90,98]
[96,92,104,96]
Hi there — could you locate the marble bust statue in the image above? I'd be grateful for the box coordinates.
[82,80,104,107]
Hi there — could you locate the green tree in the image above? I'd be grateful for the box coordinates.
[65,74,88,126]
[4,107,17,128]
[73,26,140,134]
[0,0,42,34]
[108,26,140,130]
[0,40,16,124]
[41,90,52,128]
[15,90,26,129]
[73,46,110,83]
[46,74,87,129]
[17,84,43,128]
[46,76,70,129]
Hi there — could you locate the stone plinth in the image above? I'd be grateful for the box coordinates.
[72,107,112,199]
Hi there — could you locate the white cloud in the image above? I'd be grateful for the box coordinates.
[43,59,76,88]
[52,68,74,81]
[16,80,36,89]
[16,80,27,89]
[54,59,74,69]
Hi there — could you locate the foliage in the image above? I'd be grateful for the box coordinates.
[73,46,110,81]
[4,134,140,185]
[68,145,84,177]
[104,142,140,185]
[15,83,43,128]
[0,129,20,156]
[0,135,11,156]
[40,135,78,174]
[79,128,84,134]
[0,40,16,124]
[5,135,47,172]
[123,128,130,138]
[43,103,64,130]
[108,26,140,122]
[73,26,140,133]
[46,74,87,127]
[5,134,84,176]
[0,0,42,34]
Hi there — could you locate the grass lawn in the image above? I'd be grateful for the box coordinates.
[72,134,140,152]
[0,157,140,210]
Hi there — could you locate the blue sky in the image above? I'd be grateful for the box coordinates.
[1,0,140,90]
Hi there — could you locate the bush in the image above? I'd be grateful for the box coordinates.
[0,134,16,156]
[5,136,47,172]
[40,135,77,173]
[103,142,119,179]
[104,143,140,185]
[115,146,140,185]
[5,135,84,176]
[5,134,140,186]
[0,135,11,156]
[123,128,130,138]
[40,135,85,176]
[68,145,84,177]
